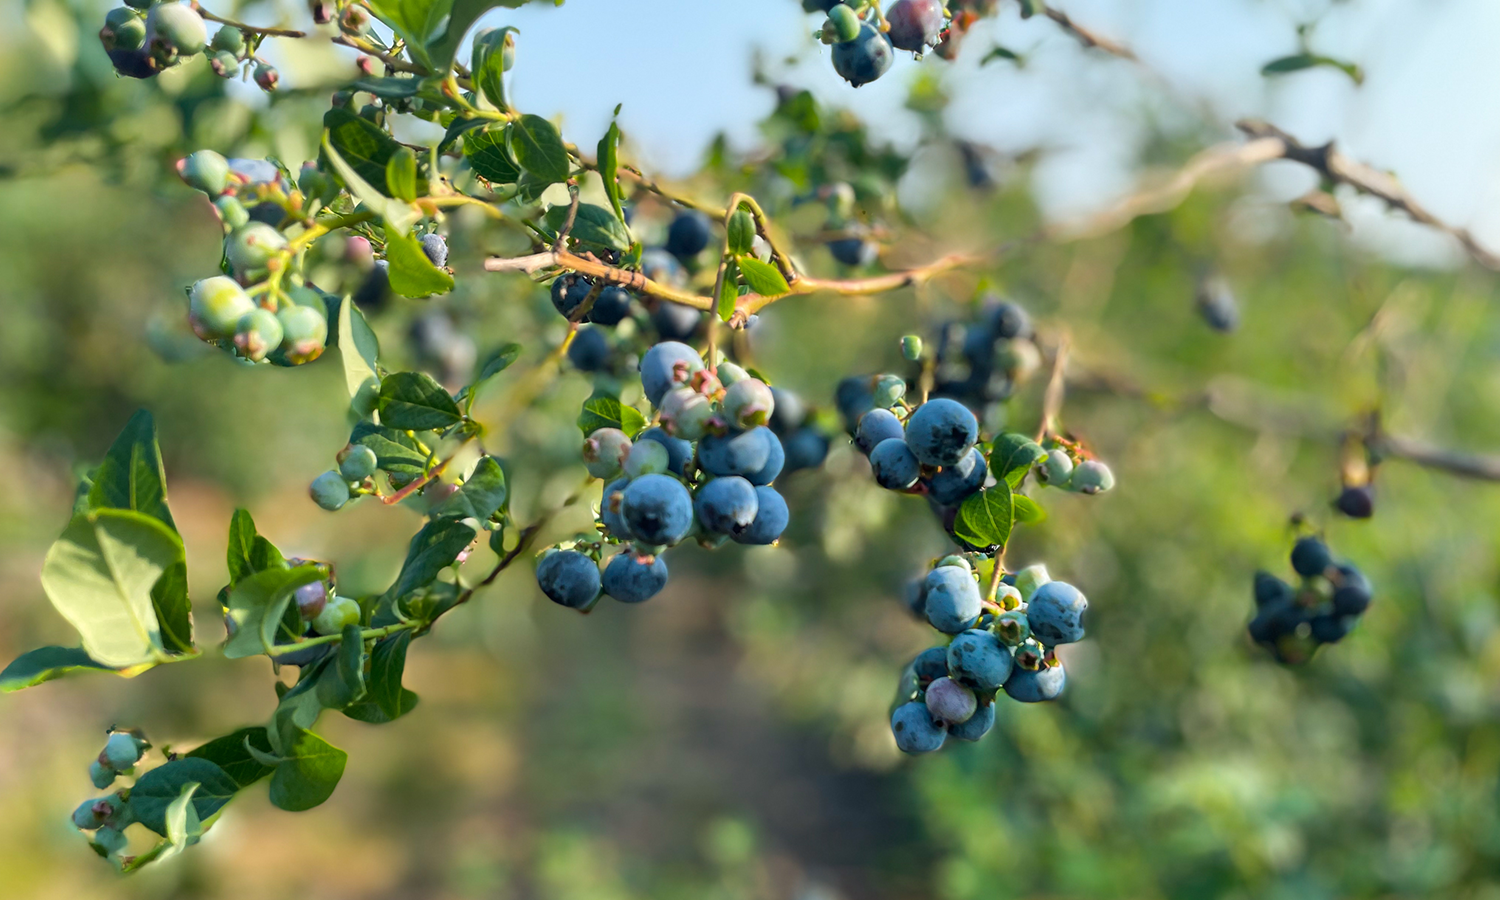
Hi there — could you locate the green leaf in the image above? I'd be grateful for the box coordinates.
[320,127,422,237]
[129,758,239,836]
[727,209,755,255]
[322,108,400,195]
[1261,53,1364,84]
[270,668,326,753]
[597,119,624,221]
[953,482,1014,550]
[463,125,521,184]
[543,202,631,251]
[150,560,194,655]
[507,114,571,185]
[351,76,424,98]
[226,508,257,585]
[577,389,646,437]
[86,409,175,531]
[0,646,109,693]
[385,229,456,298]
[475,342,522,383]
[988,433,1047,487]
[1018,0,1045,18]
[315,623,367,710]
[160,782,204,859]
[981,46,1024,66]
[387,518,476,601]
[250,535,286,574]
[1011,493,1046,525]
[441,114,488,154]
[344,630,419,724]
[184,727,276,789]
[223,566,323,659]
[470,26,517,111]
[269,727,348,812]
[365,0,451,68]
[350,422,428,484]
[737,255,791,297]
[40,509,183,669]
[385,146,420,202]
[430,456,508,521]
[427,0,521,72]
[378,371,463,430]
[717,258,739,322]
[337,297,381,419]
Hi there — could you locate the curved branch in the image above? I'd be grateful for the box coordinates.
[193,3,306,37]
[1042,7,1136,61]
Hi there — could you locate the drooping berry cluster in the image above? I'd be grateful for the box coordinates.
[892,559,1087,752]
[100,1,278,87]
[70,731,148,860]
[928,296,1044,413]
[1249,536,1373,663]
[535,342,793,610]
[807,0,949,87]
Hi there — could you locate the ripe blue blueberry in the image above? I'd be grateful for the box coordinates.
[912,646,949,684]
[1253,570,1294,608]
[885,0,946,51]
[583,428,632,480]
[1335,484,1374,519]
[926,446,986,505]
[734,486,788,545]
[1197,277,1240,333]
[948,700,995,741]
[1332,564,1372,615]
[621,474,695,545]
[835,375,876,433]
[782,427,830,473]
[890,700,946,753]
[904,398,978,467]
[869,438,921,490]
[1027,581,1087,645]
[831,22,894,87]
[695,476,759,537]
[419,233,448,268]
[188,276,255,341]
[102,733,142,770]
[535,549,601,610]
[309,470,350,511]
[665,211,712,261]
[602,551,669,604]
[1068,459,1114,494]
[1248,597,1303,646]
[946,629,1013,692]
[827,237,878,266]
[567,326,611,372]
[640,341,705,406]
[925,676,977,725]
[599,477,633,539]
[1310,613,1354,644]
[745,430,785,485]
[854,408,905,456]
[984,300,1032,340]
[640,248,687,287]
[108,47,157,79]
[1004,658,1067,703]
[905,576,929,619]
[767,387,805,434]
[589,286,634,326]
[1291,537,1333,578]
[924,566,982,634]
[353,259,391,310]
[698,427,776,478]
[637,427,692,477]
[651,300,702,341]
[551,274,593,319]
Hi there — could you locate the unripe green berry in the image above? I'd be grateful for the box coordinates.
[309,470,350,511]
[338,444,378,481]
[900,334,923,361]
[298,162,329,199]
[89,760,116,789]
[72,799,106,830]
[623,439,669,479]
[254,62,279,92]
[1069,459,1115,495]
[872,373,906,408]
[147,2,208,56]
[995,609,1031,645]
[188,276,255,341]
[827,4,862,43]
[275,304,328,364]
[233,307,283,362]
[1014,564,1050,603]
[209,48,240,78]
[660,387,715,441]
[995,583,1023,609]
[312,595,361,635]
[225,222,288,273]
[723,377,774,429]
[102,8,147,52]
[210,25,244,53]
[582,428,632,480]
[93,825,128,855]
[716,361,750,386]
[1039,448,1073,486]
[178,150,230,196]
[102,733,142,770]
[935,554,970,571]
[124,0,150,9]
[214,194,249,229]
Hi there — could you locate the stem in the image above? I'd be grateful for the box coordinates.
[1036,333,1070,442]
[381,454,455,505]
[271,620,418,656]
[985,551,1006,603]
[193,3,306,37]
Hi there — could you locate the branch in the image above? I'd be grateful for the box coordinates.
[193,3,306,37]
[1036,332,1071,441]
[1042,7,1136,62]
[485,248,713,309]
[1235,119,1500,270]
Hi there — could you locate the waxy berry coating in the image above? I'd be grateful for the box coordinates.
[904,398,978,467]
[535,549,601,610]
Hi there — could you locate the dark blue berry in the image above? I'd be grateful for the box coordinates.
[639,341,704,406]
[694,476,759,537]
[767,387,805,434]
[925,446,986,505]
[885,0,945,51]
[353,259,391,310]
[782,427,830,473]
[109,47,157,78]
[890,700,946,753]
[621,474,694,545]
[602,551,668,603]
[637,427,692,477]
[734,486,788,545]
[600,477,633,539]
[536,549,601,609]
[905,577,929,619]
[948,701,995,741]
[1310,613,1354,644]
[835,375,876,434]
[1197,278,1240,333]
[651,301,703,341]
[420,233,448,268]
[1253,570,1294,608]
[1026,581,1087,646]
[869,437,921,490]
[589,286,634,326]
[924,566,981,634]
[665,211,712,261]
[551,274,593,318]
[1331,564,1372,615]
[912,646,949,684]
[1335,485,1374,519]
[1291,537,1333,577]
[1248,598,1305,645]
[946,629,1013,692]
[831,22,894,87]
[904,398,979,467]
[698,427,776,478]
[925,676,977,725]
[745,429,785,485]
[827,237,877,266]
[984,299,1032,340]
[567,326,610,372]
[854,408,905,456]
[1004,659,1066,702]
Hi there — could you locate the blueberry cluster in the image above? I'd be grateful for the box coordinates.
[220,569,355,664]
[807,0,948,87]
[536,342,794,610]
[892,560,1086,753]
[929,296,1043,411]
[71,731,148,859]
[100,1,277,87]
[1249,536,1373,664]
[1033,442,1116,496]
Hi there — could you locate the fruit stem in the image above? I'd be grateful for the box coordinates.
[270,620,418,657]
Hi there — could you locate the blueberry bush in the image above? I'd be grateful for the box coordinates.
[3,0,1500,893]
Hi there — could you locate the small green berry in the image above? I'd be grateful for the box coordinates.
[1039,448,1073,486]
[210,25,243,53]
[338,444,378,481]
[93,825,128,855]
[188,276,255,341]
[275,305,328,364]
[225,221,288,273]
[872,373,906,408]
[716,361,750,386]
[623,439,669,479]
[254,62,279,92]
[146,2,207,56]
[214,195,249,229]
[900,334,923,361]
[72,799,106,830]
[935,555,971,571]
[101,8,147,52]
[723,377,775,429]
[995,609,1031,645]
[88,760,116,789]
[311,595,361,635]
[1014,564,1051,603]
[1069,459,1115,495]
[582,428,632,480]
[233,307,283,362]
[827,4,862,43]
[309,470,350,511]
[209,48,240,78]
[102,733,142,770]
[178,150,230,196]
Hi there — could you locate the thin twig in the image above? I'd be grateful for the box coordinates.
[193,3,306,37]
[1042,7,1136,61]
[1036,332,1070,441]
[552,182,581,253]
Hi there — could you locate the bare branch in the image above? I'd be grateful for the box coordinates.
[193,3,305,37]
[1043,7,1136,62]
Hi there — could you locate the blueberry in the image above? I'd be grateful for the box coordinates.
[802,0,844,10]
[637,427,692,477]
[178,149,230,196]
[767,387,806,434]
[650,301,703,341]
[995,609,1030,645]
[89,760,116,789]
[551,273,593,319]
[621,474,695,545]
[900,334,923,361]
[904,398,978,467]
[211,23,244,53]
[698,427,776,478]
[1004,659,1066,702]
[1068,459,1115,495]
[602,551,669,604]
[925,676,977,725]
[936,554,970,571]
[723,378,775,429]
[912,646,949,684]
[745,430,785,485]
[782,427,830,473]
[311,594,360,634]
[734,486,788,545]
[535,549,601,610]
[309,470,350,511]
[102,7,148,52]
[582,427,632,480]
[890,700,947,753]
[825,3,861,43]
[948,700,995,741]
[214,195,249,229]
[869,437,921,490]
[1026,581,1087,645]
[1248,598,1305,646]
[233,307,283,362]
[599,477,633,539]
[1290,537,1333,578]
[253,62,279,91]
[984,300,1032,340]
[855,408,905,456]
[886,0,945,51]
[275,304,328,364]
[246,201,284,227]
[946,628,1013,692]
[567,325,611,372]
[293,580,328,620]
[640,341,705,406]
[830,22,894,87]
[665,211,712,261]
[1335,485,1374,519]
[353,260,392,310]
[93,825,128,855]
[872,374,906,408]
[108,47,157,78]
[926,446,986,505]
[660,387,716,441]
[101,733,142,770]
[589,286,634,326]
[835,375,876,434]
[188,276,254,340]
[905,577,929,619]
[1331,564,1372,615]
[225,221,287,273]
[640,248,687,287]
[1253,570,1293,608]
[695,476,759,537]
[147,2,207,56]
[924,566,981,634]
[827,237,878,266]
[1310,613,1355,644]
[624,439,670,479]
[1039,448,1073,486]
[1196,277,1240,333]
[1013,564,1050,602]
[419,233,449,268]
